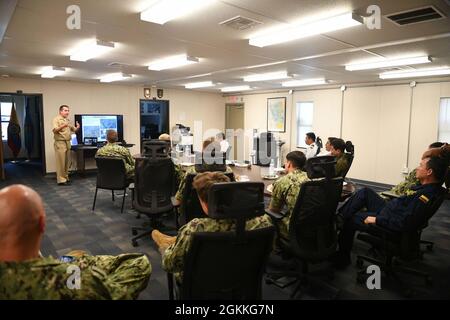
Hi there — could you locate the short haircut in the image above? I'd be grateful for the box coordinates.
[330,138,346,152]
[159,133,170,141]
[306,132,316,141]
[328,137,338,144]
[59,105,69,112]
[193,172,231,203]
[426,156,449,183]
[106,130,118,143]
[429,142,444,149]
[286,151,306,169]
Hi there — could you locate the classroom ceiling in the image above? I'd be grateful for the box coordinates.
[0,0,450,93]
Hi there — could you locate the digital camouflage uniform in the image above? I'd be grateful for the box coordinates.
[390,169,419,196]
[335,153,349,178]
[96,143,135,178]
[269,169,309,244]
[175,165,234,202]
[0,253,151,300]
[162,215,273,284]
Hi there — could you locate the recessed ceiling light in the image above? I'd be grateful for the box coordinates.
[249,12,362,47]
[221,85,251,92]
[41,66,66,78]
[148,54,199,71]
[379,67,450,79]
[185,81,215,89]
[346,56,431,71]
[140,0,214,24]
[70,39,115,62]
[243,71,292,82]
[99,73,132,83]
[281,78,327,87]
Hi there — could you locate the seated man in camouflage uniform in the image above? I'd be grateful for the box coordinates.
[0,185,151,299]
[96,130,135,179]
[268,151,309,246]
[390,142,446,196]
[173,137,233,206]
[152,172,272,284]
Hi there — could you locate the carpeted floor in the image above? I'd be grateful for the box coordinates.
[1,161,449,300]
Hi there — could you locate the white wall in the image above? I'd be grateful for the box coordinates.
[234,81,450,185]
[0,77,225,174]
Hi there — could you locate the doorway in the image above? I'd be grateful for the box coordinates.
[139,99,170,152]
[225,103,244,161]
[0,94,45,180]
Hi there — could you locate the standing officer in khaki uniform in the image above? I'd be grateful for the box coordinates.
[53,105,79,185]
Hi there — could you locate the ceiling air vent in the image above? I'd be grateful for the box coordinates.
[386,6,446,26]
[219,16,262,30]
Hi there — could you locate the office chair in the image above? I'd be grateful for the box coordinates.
[340,144,355,201]
[167,182,275,300]
[355,186,447,297]
[265,156,343,299]
[93,157,131,213]
[142,140,171,158]
[131,155,176,246]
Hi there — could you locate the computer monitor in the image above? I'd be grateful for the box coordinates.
[75,114,124,144]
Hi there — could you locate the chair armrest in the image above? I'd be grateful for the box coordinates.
[171,196,180,208]
[380,190,400,199]
[265,208,287,220]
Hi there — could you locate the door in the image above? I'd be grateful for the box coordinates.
[225,104,244,161]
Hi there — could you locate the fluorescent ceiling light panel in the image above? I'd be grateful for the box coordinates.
[249,12,362,47]
[100,73,132,83]
[41,66,66,78]
[70,40,115,62]
[282,78,326,87]
[379,67,450,79]
[221,85,251,92]
[346,56,431,71]
[243,71,291,82]
[185,81,215,89]
[140,0,214,24]
[148,54,199,71]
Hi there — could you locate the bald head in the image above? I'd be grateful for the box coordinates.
[0,185,46,261]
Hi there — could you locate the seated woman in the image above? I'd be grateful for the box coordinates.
[330,138,354,177]
[152,172,273,285]
[304,132,323,159]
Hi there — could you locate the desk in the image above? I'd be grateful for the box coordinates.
[72,144,135,176]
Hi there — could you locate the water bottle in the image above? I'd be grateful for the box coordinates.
[269,159,275,176]
[184,145,191,162]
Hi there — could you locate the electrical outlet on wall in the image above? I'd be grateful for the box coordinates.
[402,166,409,174]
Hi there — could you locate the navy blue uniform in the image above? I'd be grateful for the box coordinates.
[338,183,444,256]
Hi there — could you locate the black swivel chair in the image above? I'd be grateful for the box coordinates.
[340,145,355,201]
[355,186,447,296]
[142,140,171,157]
[173,152,234,227]
[131,155,176,247]
[167,182,275,300]
[93,157,131,213]
[266,156,344,299]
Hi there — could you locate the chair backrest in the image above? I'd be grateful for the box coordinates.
[180,171,235,225]
[133,157,175,214]
[181,227,274,299]
[287,157,343,261]
[95,157,128,190]
[179,182,274,299]
[342,145,355,179]
[142,140,170,158]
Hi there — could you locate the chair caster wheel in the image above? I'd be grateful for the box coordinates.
[356,258,364,268]
[132,240,138,247]
[132,229,138,236]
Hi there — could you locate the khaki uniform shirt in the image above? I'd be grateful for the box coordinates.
[53,115,76,141]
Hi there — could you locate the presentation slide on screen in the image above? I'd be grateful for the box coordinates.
[82,115,118,142]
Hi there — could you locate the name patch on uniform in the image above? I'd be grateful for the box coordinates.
[419,195,429,203]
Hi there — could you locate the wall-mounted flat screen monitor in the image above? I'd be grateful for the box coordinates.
[74,114,123,144]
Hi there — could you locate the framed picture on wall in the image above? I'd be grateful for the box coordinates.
[267,97,286,132]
